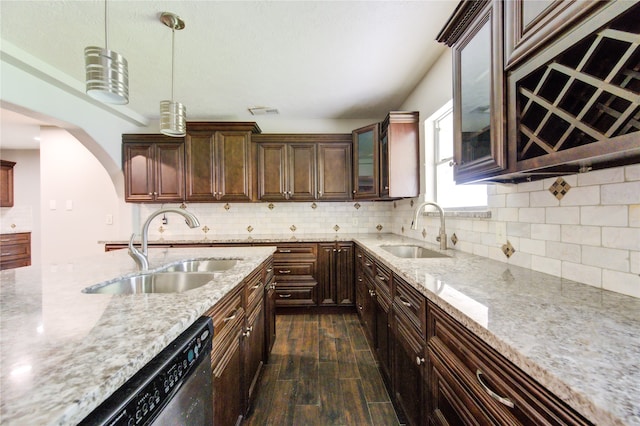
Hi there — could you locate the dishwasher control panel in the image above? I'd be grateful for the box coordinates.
[79,317,213,426]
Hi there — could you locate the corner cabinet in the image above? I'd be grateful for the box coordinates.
[438,0,507,184]
[122,135,185,203]
[185,122,259,202]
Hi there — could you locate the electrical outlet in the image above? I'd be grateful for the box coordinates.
[495,222,507,244]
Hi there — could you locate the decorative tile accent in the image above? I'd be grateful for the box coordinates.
[502,240,516,258]
[311,202,317,209]
[377,224,383,232]
[549,177,571,200]
[10,224,16,229]
[158,226,165,234]
[354,202,361,210]
[290,225,297,232]
[422,228,427,239]
[202,225,210,234]
[333,224,340,232]
[246,225,254,233]
[268,203,275,210]
[179,203,187,209]
[451,233,458,246]
[224,203,230,211]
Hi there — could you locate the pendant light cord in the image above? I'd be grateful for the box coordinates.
[104,0,109,50]
[171,27,175,102]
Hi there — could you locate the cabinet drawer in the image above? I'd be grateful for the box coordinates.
[0,233,31,270]
[394,276,426,336]
[273,262,314,278]
[275,284,317,307]
[0,233,30,245]
[205,284,244,348]
[373,262,392,297]
[273,243,317,260]
[358,251,376,278]
[245,267,265,315]
[264,258,274,283]
[428,304,592,426]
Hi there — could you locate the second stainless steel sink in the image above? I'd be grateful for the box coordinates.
[160,259,238,273]
[83,272,215,294]
[380,245,449,259]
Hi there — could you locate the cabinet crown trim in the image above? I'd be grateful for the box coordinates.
[436,0,490,46]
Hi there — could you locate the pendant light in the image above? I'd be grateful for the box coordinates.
[159,12,186,137]
[84,0,129,104]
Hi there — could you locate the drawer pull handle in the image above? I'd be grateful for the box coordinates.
[376,275,387,282]
[364,262,373,267]
[476,369,514,408]
[358,305,363,311]
[399,296,412,307]
[279,249,292,253]
[266,268,273,272]
[357,254,362,258]
[252,283,262,289]
[279,269,291,274]
[279,293,292,298]
[223,310,238,323]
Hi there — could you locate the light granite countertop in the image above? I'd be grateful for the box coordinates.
[2,234,639,425]
[0,246,276,425]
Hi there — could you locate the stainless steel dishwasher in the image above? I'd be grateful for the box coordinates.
[80,316,213,425]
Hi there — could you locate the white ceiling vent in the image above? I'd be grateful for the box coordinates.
[248,107,279,116]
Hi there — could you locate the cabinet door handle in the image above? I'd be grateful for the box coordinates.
[476,369,515,408]
[252,283,262,289]
[243,330,251,337]
[399,295,412,307]
[279,293,292,298]
[416,356,425,366]
[279,249,292,253]
[266,268,273,272]
[364,262,372,267]
[358,304,363,311]
[223,309,238,323]
[357,254,362,259]
[278,269,291,274]
[376,274,387,282]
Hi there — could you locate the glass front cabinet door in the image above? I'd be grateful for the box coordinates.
[438,0,507,184]
[352,123,379,199]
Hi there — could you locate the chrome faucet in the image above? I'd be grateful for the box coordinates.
[128,207,200,270]
[411,201,447,250]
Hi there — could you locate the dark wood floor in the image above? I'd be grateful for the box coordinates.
[244,313,401,426]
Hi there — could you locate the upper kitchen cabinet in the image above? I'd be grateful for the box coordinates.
[438,0,507,184]
[122,135,185,203]
[507,1,640,176]
[0,160,16,207]
[379,112,420,199]
[185,122,260,202]
[352,123,379,199]
[504,1,603,69]
[254,134,352,201]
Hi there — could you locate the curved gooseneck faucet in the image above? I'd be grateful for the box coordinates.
[410,201,447,250]
[128,207,200,270]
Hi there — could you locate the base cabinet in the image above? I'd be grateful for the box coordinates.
[0,232,31,270]
[317,242,354,307]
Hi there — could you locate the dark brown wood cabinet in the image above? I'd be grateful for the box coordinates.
[317,242,354,307]
[243,263,266,411]
[271,243,318,308]
[206,283,245,426]
[438,0,508,184]
[355,250,376,346]
[352,123,380,199]
[122,135,185,202]
[0,160,15,207]
[185,122,258,202]
[379,112,420,199]
[427,302,592,426]
[0,232,31,270]
[392,276,427,426]
[263,258,276,359]
[317,140,352,201]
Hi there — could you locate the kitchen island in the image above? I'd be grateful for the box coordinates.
[1,234,639,425]
[0,246,275,425]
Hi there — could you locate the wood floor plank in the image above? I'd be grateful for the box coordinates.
[368,402,401,426]
[304,313,319,323]
[288,315,305,339]
[263,379,298,426]
[318,362,345,425]
[332,314,350,339]
[319,313,334,332]
[296,357,319,405]
[278,338,301,380]
[336,334,359,379]
[340,378,373,426]
[354,348,377,365]
[293,404,322,426]
[346,316,370,351]
[319,328,337,362]
[356,361,391,403]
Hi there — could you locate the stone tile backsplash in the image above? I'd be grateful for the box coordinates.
[138,163,639,299]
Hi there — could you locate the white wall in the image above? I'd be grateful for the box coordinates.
[0,149,41,265]
[39,128,127,263]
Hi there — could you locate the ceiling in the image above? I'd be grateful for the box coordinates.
[0,0,457,135]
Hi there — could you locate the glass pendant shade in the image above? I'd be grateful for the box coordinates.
[160,100,186,136]
[84,46,129,104]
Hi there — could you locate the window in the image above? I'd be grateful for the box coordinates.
[426,101,487,209]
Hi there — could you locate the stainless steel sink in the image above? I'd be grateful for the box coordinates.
[380,245,449,259]
[83,272,215,294]
[160,259,238,273]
